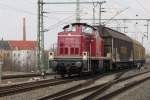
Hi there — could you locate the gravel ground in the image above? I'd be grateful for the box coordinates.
[69,69,150,100]
[94,72,150,100]
[0,68,149,100]
[0,75,55,85]
[113,79,150,100]
[0,61,149,100]
[0,79,86,100]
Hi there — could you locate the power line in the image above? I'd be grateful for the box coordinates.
[43,2,101,4]
[0,2,36,15]
[47,15,75,30]
[81,18,150,21]
[135,0,150,15]
[23,0,36,4]
[47,18,75,31]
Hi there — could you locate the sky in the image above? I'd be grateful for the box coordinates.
[0,0,150,53]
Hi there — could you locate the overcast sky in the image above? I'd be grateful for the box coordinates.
[0,0,150,53]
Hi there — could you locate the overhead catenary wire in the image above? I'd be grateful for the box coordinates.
[135,0,150,16]
[112,0,150,18]
[46,6,89,31]
[44,1,102,4]
[46,10,91,31]
[47,18,75,31]
[104,7,129,25]
[0,2,37,15]
[46,15,75,31]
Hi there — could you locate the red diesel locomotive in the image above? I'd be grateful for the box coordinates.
[49,23,105,77]
[49,23,145,77]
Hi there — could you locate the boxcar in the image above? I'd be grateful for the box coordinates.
[132,40,145,67]
[95,25,145,70]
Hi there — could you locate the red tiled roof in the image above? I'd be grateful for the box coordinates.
[8,40,37,50]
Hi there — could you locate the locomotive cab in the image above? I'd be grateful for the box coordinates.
[49,23,104,77]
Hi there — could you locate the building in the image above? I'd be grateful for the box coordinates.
[0,40,12,71]
[9,40,36,50]
[8,40,38,72]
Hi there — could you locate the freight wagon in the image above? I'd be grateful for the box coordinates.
[95,25,145,71]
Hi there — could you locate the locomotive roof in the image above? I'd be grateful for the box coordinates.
[63,23,96,30]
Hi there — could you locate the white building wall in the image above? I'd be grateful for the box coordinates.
[12,50,38,72]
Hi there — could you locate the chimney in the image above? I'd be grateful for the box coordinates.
[23,17,26,41]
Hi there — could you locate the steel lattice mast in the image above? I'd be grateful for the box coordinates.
[37,0,45,72]
[76,0,80,23]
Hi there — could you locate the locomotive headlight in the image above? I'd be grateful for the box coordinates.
[82,52,88,60]
[49,52,54,60]
[75,61,82,68]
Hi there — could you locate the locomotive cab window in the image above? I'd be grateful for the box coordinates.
[82,26,93,34]
[65,25,76,32]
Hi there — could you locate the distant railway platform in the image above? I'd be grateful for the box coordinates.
[2,71,41,79]
[3,71,36,76]
[2,71,55,79]
[0,71,55,86]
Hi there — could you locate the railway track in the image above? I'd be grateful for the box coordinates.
[82,70,150,100]
[0,77,77,97]
[0,72,107,97]
[97,76,150,100]
[2,73,54,79]
[0,68,133,98]
[39,70,150,100]
[38,68,137,100]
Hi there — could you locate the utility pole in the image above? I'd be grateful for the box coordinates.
[76,0,80,23]
[98,1,106,25]
[37,0,45,73]
[143,20,149,45]
[123,20,127,33]
[44,1,103,23]
[92,2,98,25]
[146,20,149,40]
